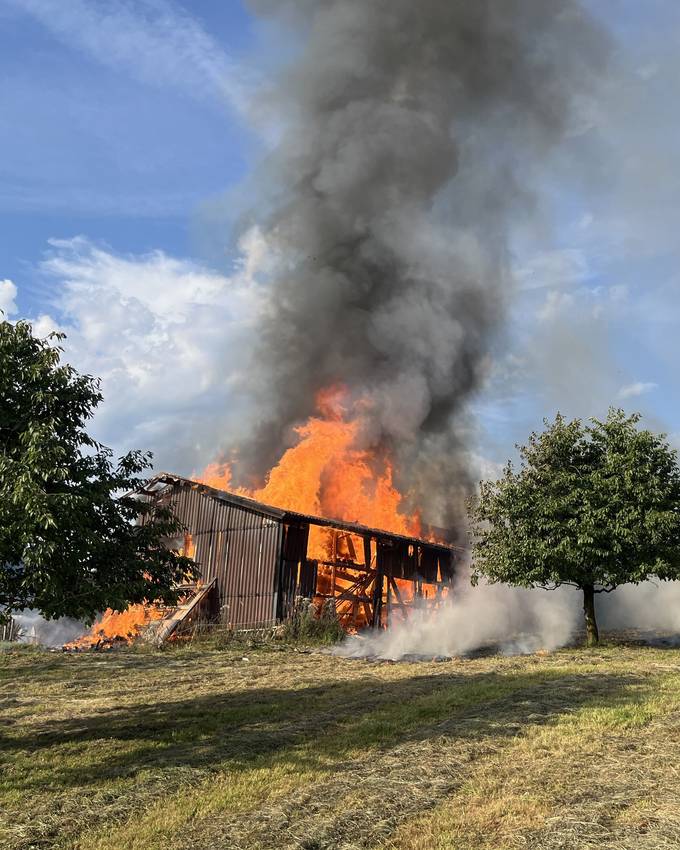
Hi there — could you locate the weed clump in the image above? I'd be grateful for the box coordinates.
[281,597,345,645]
[147,597,345,651]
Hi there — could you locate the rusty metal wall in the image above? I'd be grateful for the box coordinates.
[169,484,283,628]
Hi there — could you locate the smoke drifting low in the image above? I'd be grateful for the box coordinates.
[13,611,84,647]
[237,0,607,532]
[336,573,580,661]
[335,577,680,661]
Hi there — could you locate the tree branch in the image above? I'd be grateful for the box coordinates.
[534,581,580,591]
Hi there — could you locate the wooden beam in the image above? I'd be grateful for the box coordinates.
[317,559,373,573]
[389,576,404,606]
[371,562,384,628]
[363,535,372,569]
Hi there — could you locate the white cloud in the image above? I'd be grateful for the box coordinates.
[608,284,628,304]
[0,279,18,315]
[4,0,255,113]
[618,381,658,400]
[21,233,269,474]
[536,289,575,323]
[515,248,591,292]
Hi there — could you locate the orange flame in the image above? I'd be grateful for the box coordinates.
[200,462,236,492]
[196,386,436,632]
[63,604,164,651]
[202,386,420,537]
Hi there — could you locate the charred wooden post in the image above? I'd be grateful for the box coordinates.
[363,535,372,570]
[371,539,385,628]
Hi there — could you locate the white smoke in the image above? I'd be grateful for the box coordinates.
[335,576,680,660]
[598,581,680,634]
[13,610,84,647]
[335,573,581,660]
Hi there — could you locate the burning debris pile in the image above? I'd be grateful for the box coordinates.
[62,578,217,652]
[63,604,165,652]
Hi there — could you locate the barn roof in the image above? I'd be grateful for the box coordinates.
[141,472,454,553]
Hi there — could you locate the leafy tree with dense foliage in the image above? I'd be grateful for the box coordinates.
[469,409,680,645]
[0,320,195,622]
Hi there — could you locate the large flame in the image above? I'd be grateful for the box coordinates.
[202,386,420,536]
[65,388,430,649]
[201,387,438,632]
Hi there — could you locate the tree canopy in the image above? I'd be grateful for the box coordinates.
[469,409,680,645]
[0,320,194,622]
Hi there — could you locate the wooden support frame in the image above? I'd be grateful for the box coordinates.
[307,523,455,632]
[371,540,385,628]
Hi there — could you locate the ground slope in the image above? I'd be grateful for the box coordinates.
[1,641,680,849]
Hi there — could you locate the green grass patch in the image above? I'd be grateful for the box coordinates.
[2,643,680,849]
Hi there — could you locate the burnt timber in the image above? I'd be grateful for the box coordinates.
[139,473,456,631]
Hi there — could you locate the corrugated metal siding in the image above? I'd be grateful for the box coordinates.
[169,484,283,628]
[220,511,283,628]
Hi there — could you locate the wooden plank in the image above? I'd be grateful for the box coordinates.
[149,579,216,645]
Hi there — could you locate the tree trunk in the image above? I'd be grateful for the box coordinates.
[582,584,599,646]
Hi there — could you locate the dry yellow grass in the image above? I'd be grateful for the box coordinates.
[1,640,680,849]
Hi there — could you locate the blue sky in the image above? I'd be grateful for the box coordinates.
[0,0,264,284]
[3,0,680,478]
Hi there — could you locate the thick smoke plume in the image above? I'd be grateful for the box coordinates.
[236,0,606,533]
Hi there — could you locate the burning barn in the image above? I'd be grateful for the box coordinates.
[139,473,456,633]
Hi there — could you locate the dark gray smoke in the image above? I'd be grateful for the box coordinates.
[238,0,606,534]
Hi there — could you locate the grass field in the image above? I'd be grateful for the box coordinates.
[2,639,680,850]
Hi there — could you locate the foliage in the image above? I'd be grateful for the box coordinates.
[469,409,680,644]
[0,320,195,621]
[281,597,345,645]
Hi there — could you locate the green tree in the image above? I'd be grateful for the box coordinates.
[0,320,194,622]
[469,409,680,646]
